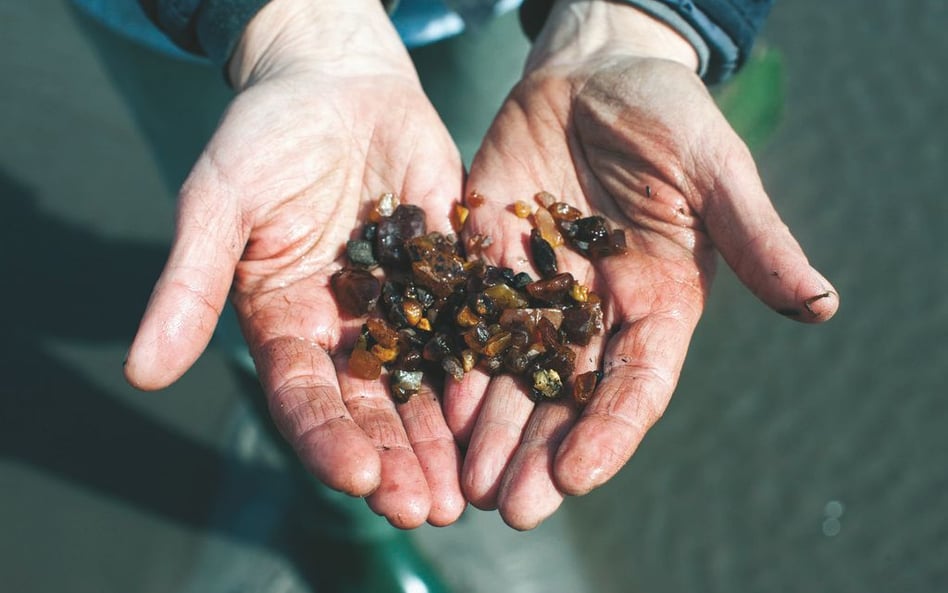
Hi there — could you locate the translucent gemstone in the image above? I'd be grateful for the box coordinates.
[533,207,564,247]
[349,347,382,380]
[572,370,601,406]
[331,268,380,316]
[530,228,558,278]
[513,200,532,218]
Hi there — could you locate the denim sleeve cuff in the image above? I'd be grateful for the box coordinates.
[520,0,754,84]
[139,0,271,70]
[194,0,273,68]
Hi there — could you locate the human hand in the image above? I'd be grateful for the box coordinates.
[446,0,839,529]
[124,0,466,528]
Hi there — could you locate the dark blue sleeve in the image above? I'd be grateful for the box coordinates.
[519,0,775,84]
[138,0,401,72]
[138,0,273,69]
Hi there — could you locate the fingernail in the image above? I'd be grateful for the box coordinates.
[804,289,839,319]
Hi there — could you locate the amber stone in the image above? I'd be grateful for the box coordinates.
[570,282,590,303]
[540,346,576,379]
[331,268,381,316]
[512,200,532,218]
[349,347,382,380]
[533,207,564,247]
[371,344,399,364]
[503,347,540,374]
[561,301,604,346]
[536,316,561,350]
[467,191,486,208]
[394,348,423,371]
[402,299,423,327]
[366,317,399,348]
[333,191,623,404]
[374,192,400,219]
[463,323,491,352]
[452,204,470,232]
[548,202,583,222]
[526,272,574,303]
[530,228,559,278]
[411,250,467,297]
[375,204,427,264]
[484,283,529,309]
[499,308,563,332]
[572,370,601,406]
[566,215,623,258]
[534,191,556,208]
[460,349,477,372]
[455,304,480,328]
[482,331,513,357]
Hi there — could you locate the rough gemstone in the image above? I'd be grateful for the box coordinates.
[331,268,380,316]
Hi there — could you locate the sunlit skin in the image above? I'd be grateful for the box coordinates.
[446,1,838,529]
[123,0,838,531]
[124,0,467,528]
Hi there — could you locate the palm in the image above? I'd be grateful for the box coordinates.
[450,57,836,529]
[127,71,466,527]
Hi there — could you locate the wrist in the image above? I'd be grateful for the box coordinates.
[229,0,414,89]
[525,0,700,74]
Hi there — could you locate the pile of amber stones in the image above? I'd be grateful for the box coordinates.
[330,192,626,405]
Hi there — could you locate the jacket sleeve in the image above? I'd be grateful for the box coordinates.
[138,0,273,68]
[519,0,775,84]
[138,1,402,71]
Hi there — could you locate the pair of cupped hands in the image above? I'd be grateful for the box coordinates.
[124,0,837,530]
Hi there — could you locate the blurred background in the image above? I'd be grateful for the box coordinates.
[1,1,945,592]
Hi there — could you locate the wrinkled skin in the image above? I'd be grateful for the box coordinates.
[124,0,838,532]
[448,55,838,529]
[124,1,467,528]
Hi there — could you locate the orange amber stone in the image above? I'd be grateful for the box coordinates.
[366,317,399,348]
[452,203,469,232]
[534,191,556,208]
[533,207,564,247]
[349,347,382,380]
[467,191,486,208]
[512,200,532,218]
[572,370,601,406]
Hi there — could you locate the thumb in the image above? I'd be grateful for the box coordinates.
[125,161,246,390]
[699,142,839,322]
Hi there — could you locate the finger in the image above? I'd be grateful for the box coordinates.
[336,357,432,529]
[442,367,492,446]
[461,374,535,509]
[495,333,602,529]
[554,310,694,495]
[256,336,382,496]
[125,164,245,390]
[496,401,576,530]
[442,191,531,444]
[698,141,839,322]
[396,382,466,526]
